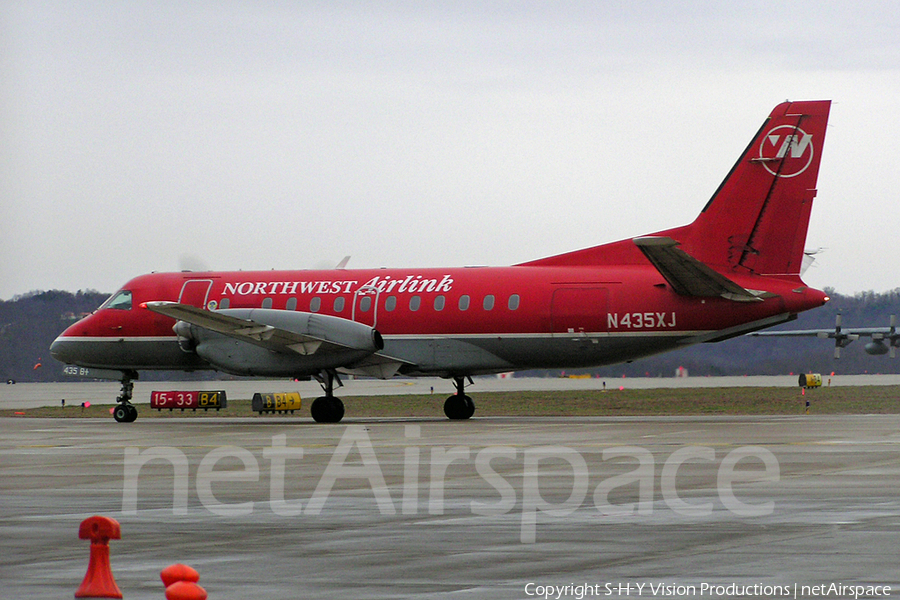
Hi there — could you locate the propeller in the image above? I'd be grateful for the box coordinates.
[890,315,898,359]
[178,254,211,272]
[819,313,858,359]
[872,314,899,358]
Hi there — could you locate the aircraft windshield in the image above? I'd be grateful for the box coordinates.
[102,290,133,310]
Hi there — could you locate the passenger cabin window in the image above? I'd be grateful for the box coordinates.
[434,295,445,311]
[219,298,230,309]
[410,296,421,311]
[104,290,132,310]
[385,296,397,312]
[310,297,321,312]
[262,298,273,309]
[458,295,470,311]
[483,294,495,311]
[334,297,345,312]
[286,297,297,311]
[508,294,520,310]
[359,296,372,312]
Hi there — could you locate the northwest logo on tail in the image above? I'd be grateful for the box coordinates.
[757,125,814,178]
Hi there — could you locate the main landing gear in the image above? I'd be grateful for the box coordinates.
[112,373,138,423]
[444,376,475,420]
[310,370,345,423]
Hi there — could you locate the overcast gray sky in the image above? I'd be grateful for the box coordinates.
[2,1,899,300]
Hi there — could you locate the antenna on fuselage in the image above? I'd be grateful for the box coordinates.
[335,256,351,269]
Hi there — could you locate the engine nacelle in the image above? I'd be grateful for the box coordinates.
[220,308,384,354]
[175,309,384,377]
[865,341,889,355]
[193,335,378,377]
[173,320,198,353]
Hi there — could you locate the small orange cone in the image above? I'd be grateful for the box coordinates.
[74,516,123,598]
[160,564,200,588]
[162,564,206,600]
[165,581,208,600]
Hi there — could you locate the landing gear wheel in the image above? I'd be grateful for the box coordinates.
[113,404,129,423]
[310,369,345,423]
[112,372,138,423]
[113,403,138,423]
[444,394,475,420]
[443,376,476,420]
[311,396,345,423]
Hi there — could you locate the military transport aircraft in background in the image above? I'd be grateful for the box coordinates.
[51,100,832,423]
[751,314,900,358]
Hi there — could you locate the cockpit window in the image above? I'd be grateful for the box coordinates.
[102,290,133,310]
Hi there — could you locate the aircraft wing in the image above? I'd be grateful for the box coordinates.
[748,315,899,358]
[633,237,766,302]
[751,327,889,338]
[144,301,384,357]
[145,301,414,378]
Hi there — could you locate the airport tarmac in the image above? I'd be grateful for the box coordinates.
[2,413,900,599]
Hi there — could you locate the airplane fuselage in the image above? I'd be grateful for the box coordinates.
[52,265,827,377]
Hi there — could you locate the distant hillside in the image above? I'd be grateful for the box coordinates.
[2,288,899,383]
[0,290,109,383]
[579,288,900,379]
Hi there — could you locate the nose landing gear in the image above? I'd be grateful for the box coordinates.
[112,373,138,423]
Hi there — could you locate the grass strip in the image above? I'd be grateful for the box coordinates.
[3,386,898,419]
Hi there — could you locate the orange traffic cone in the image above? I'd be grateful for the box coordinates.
[74,516,123,598]
[162,564,206,600]
[165,581,207,600]
[160,563,200,588]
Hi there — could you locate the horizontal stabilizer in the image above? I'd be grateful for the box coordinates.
[633,237,764,302]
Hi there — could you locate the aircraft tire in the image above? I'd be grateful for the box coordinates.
[444,394,475,420]
[328,397,345,423]
[113,404,129,423]
[311,396,344,423]
[125,404,138,422]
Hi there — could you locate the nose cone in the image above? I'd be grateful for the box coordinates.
[50,323,80,364]
[50,312,100,365]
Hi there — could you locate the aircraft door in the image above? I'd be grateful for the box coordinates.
[179,279,214,309]
[550,287,609,334]
[352,285,379,328]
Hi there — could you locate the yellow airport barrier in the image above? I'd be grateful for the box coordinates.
[252,392,302,414]
[798,373,822,388]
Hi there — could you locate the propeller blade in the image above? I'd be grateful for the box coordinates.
[886,315,900,359]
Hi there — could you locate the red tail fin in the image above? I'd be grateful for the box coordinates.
[519,100,831,279]
[679,100,831,278]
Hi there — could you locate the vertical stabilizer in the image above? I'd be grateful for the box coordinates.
[680,100,831,278]
[516,100,831,276]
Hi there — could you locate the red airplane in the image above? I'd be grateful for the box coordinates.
[51,100,832,423]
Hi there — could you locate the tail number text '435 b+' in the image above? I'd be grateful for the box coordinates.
[608,312,677,329]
